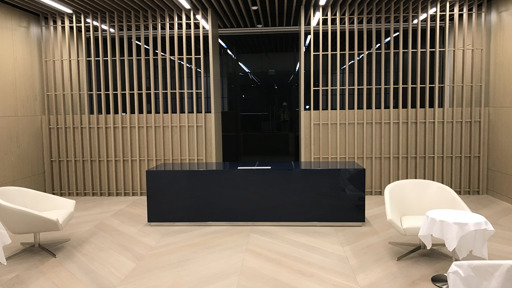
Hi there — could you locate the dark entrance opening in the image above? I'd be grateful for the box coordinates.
[220,33,300,162]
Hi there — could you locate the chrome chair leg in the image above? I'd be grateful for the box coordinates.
[7,233,69,260]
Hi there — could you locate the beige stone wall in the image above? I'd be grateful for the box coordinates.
[487,0,512,204]
[0,3,45,190]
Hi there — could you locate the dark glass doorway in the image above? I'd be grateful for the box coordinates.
[220,33,300,162]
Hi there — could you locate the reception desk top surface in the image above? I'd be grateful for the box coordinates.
[148,161,364,171]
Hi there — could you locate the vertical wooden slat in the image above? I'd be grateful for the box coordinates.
[106,13,116,196]
[165,10,174,163]
[380,1,385,192]
[344,1,349,163]
[407,3,413,179]
[57,14,70,195]
[123,11,133,196]
[64,14,77,196]
[98,14,109,196]
[50,14,61,193]
[443,0,450,185]
[81,14,93,196]
[156,12,165,166]
[425,2,431,180]
[451,1,459,191]
[459,0,467,194]
[336,3,341,161]
[480,0,487,195]
[114,12,125,196]
[200,12,207,162]
[41,15,53,194]
[415,2,422,179]
[336,5,340,161]
[362,2,367,172]
[327,7,331,160]
[146,10,156,169]
[469,1,476,194]
[353,1,358,165]
[371,2,377,194]
[72,14,84,196]
[389,1,395,183]
[173,10,182,162]
[310,6,314,161]
[133,11,141,196]
[319,6,323,160]
[300,5,305,161]
[182,11,189,161]
[148,9,157,170]
[398,2,404,180]
[140,10,148,195]
[192,12,198,162]
[433,2,440,182]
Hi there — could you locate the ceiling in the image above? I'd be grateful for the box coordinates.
[1,0,318,29]
[1,0,485,31]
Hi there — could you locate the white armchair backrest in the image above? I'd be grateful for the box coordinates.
[0,186,74,212]
[384,179,470,234]
[0,186,76,235]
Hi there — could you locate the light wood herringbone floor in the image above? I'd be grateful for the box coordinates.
[1,195,512,288]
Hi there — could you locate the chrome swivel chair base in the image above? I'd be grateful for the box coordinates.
[389,241,445,261]
[6,232,69,259]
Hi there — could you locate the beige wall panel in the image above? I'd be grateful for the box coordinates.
[487,109,512,174]
[17,117,45,177]
[7,173,45,191]
[487,169,512,203]
[0,24,17,116]
[0,4,45,191]
[0,117,20,183]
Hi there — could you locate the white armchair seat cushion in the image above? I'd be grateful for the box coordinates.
[401,216,424,235]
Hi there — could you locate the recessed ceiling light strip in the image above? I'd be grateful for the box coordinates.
[177,0,191,9]
[40,0,73,13]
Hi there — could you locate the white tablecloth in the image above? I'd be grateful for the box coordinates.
[0,222,11,265]
[447,260,512,288]
[418,209,494,259]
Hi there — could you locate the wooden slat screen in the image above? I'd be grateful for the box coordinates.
[301,0,487,195]
[42,8,220,196]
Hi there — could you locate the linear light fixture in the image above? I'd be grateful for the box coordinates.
[218,39,227,48]
[312,11,321,26]
[196,15,210,30]
[413,7,437,24]
[177,0,191,9]
[226,49,236,59]
[238,62,251,73]
[40,0,73,13]
[319,0,327,6]
[86,19,115,33]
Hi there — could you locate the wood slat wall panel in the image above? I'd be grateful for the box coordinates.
[42,7,220,196]
[301,0,487,195]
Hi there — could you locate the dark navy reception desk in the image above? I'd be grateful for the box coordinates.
[146,161,365,225]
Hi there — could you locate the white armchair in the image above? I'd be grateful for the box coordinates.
[0,186,75,258]
[384,179,470,260]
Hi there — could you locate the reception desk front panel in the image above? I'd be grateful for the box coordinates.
[146,162,365,224]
